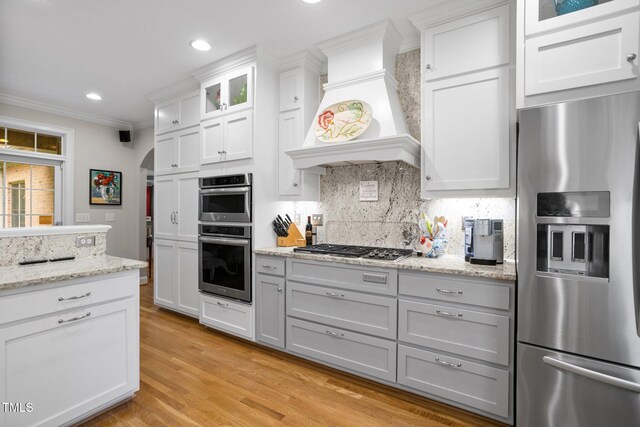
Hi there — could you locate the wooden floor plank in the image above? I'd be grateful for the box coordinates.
[82,281,506,427]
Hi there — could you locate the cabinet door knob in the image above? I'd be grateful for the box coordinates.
[627,53,637,62]
[217,151,222,154]
[172,119,179,124]
[426,175,432,181]
[425,64,432,70]
[293,183,299,187]
[293,96,299,103]
[277,288,283,293]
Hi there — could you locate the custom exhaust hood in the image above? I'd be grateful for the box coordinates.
[286,20,420,170]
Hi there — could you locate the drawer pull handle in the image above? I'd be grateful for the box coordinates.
[436,309,463,318]
[435,357,462,368]
[216,301,229,307]
[58,292,91,302]
[325,329,344,338]
[325,291,345,298]
[58,312,91,324]
[436,288,463,295]
[262,265,277,270]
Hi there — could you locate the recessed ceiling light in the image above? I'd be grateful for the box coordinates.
[86,93,102,101]
[190,39,211,51]
[302,0,322,3]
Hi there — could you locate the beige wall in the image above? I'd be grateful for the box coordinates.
[0,102,154,261]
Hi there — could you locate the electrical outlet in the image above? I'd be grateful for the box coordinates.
[105,213,115,222]
[75,236,96,247]
[294,213,301,225]
[311,214,324,226]
[461,216,474,231]
[76,213,90,223]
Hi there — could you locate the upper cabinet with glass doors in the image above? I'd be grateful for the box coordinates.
[201,66,254,120]
[525,0,639,35]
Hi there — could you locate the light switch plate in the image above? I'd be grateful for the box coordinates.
[105,213,115,222]
[76,213,90,223]
[75,236,96,247]
[311,214,324,226]
[294,213,301,225]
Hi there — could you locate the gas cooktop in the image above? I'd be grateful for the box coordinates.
[293,244,413,261]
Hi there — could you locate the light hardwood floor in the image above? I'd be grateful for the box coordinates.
[82,280,507,427]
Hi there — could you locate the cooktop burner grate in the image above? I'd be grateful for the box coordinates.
[293,244,413,261]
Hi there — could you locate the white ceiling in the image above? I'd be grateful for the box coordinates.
[0,0,441,128]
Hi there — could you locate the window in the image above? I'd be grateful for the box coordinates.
[0,119,71,228]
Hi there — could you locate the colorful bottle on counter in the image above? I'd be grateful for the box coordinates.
[306,216,313,246]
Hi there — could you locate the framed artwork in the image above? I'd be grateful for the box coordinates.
[90,169,122,205]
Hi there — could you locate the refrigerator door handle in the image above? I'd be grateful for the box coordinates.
[543,356,640,393]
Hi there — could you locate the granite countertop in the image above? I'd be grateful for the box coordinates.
[0,255,148,291]
[255,247,516,282]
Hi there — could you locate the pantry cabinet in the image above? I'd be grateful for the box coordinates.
[155,91,200,135]
[154,173,199,242]
[201,110,253,164]
[155,125,200,175]
[154,239,199,317]
[517,0,640,107]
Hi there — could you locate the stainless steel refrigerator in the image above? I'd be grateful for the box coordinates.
[517,91,640,426]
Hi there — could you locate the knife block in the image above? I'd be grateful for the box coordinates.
[277,223,306,247]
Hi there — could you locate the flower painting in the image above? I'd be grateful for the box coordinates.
[315,100,372,142]
[90,169,122,205]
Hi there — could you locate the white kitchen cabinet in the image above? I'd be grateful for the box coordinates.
[155,91,200,135]
[422,68,510,193]
[517,0,640,108]
[200,292,254,339]
[277,55,322,200]
[154,239,199,317]
[201,66,254,120]
[0,272,139,427]
[524,12,640,96]
[155,125,200,175]
[201,110,253,164]
[422,4,510,81]
[279,68,304,112]
[154,173,199,242]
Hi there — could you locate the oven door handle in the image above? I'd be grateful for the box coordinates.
[200,187,250,195]
[199,236,250,246]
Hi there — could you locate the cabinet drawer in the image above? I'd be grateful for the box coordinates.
[287,281,397,339]
[398,344,509,418]
[0,272,137,325]
[287,318,396,382]
[399,300,509,365]
[256,255,286,276]
[287,258,397,296]
[200,293,253,339]
[525,12,640,96]
[399,271,510,310]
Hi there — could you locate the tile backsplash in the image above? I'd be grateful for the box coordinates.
[303,162,515,260]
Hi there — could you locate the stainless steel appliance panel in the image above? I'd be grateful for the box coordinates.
[517,91,640,367]
[199,186,251,223]
[517,343,640,427]
[199,234,251,303]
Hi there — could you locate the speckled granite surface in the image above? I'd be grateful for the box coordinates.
[255,247,516,282]
[0,232,107,267]
[0,255,147,291]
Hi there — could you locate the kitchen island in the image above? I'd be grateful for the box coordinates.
[0,226,146,427]
[253,247,516,424]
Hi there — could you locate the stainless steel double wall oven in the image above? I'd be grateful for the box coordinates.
[198,173,252,303]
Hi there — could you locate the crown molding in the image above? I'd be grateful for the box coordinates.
[399,33,421,53]
[133,118,154,130]
[279,50,326,74]
[409,0,512,30]
[191,45,258,82]
[316,20,403,58]
[148,78,199,104]
[0,93,134,129]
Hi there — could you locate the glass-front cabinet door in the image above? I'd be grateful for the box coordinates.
[201,66,254,120]
[525,0,639,35]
